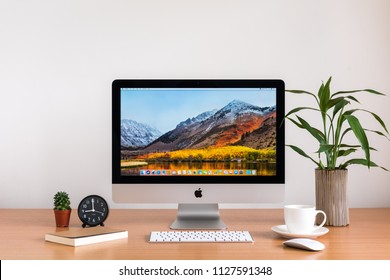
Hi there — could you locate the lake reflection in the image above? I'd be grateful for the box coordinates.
[121,161,276,176]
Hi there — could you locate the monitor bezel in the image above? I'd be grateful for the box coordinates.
[112,79,285,184]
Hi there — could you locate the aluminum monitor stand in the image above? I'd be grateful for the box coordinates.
[170,203,227,230]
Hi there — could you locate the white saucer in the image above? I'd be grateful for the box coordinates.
[271,225,329,239]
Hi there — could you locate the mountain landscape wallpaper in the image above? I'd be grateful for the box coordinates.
[120,89,277,176]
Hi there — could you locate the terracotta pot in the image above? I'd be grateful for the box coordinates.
[54,209,71,227]
[315,169,349,226]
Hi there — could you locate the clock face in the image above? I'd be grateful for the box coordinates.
[77,195,109,227]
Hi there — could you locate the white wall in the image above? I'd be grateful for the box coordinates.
[1,0,389,209]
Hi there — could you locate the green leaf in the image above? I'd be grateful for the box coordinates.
[340,144,378,151]
[286,89,319,105]
[343,108,389,134]
[365,129,390,141]
[328,96,347,110]
[297,116,325,144]
[339,109,358,128]
[344,115,371,167]
[342,109,357,117]
[339,127,352,142]
[319,77,332,118]
[340,159,388,171]
[333,89,386,97]
[337,148,357,157]
[286,90,313,94]
[330,95,359,118]
[360,109,389,134]
[287,145,322,168]
[332,99,349,119]
[345,95,360,103]
[285,116,304,129]
[317,82,324,101]
[316,144,334,153]
[284,107,320,120]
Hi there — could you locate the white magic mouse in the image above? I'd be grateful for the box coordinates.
[283,238,325,251]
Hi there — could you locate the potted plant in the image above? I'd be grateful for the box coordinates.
[285,77,388,226]
[53,191,72,227]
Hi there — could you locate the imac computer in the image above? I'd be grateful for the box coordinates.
[112,80,285,229]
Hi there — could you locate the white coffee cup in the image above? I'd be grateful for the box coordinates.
[284,205,327,234]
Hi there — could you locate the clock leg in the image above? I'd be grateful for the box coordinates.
[82,223,86,228]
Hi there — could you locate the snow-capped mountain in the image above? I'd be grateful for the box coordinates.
[144,99,276,152]
[176,109,218,128]
[212,99,274,121]
[121,119,162,148]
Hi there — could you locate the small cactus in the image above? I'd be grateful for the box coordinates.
[53,191,71,210]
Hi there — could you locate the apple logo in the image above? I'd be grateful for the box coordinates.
[194,188,203,198]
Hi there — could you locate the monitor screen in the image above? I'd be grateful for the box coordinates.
[112,80,285,229]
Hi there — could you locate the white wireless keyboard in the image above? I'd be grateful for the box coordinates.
[149,230,254,243]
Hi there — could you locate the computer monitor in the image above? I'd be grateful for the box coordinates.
[112,80,285,229]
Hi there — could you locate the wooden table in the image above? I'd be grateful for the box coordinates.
[1,208,389,260]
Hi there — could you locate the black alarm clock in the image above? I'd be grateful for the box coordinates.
[77,195,109,227]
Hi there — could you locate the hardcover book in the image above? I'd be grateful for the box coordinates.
[45,227,128,247]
